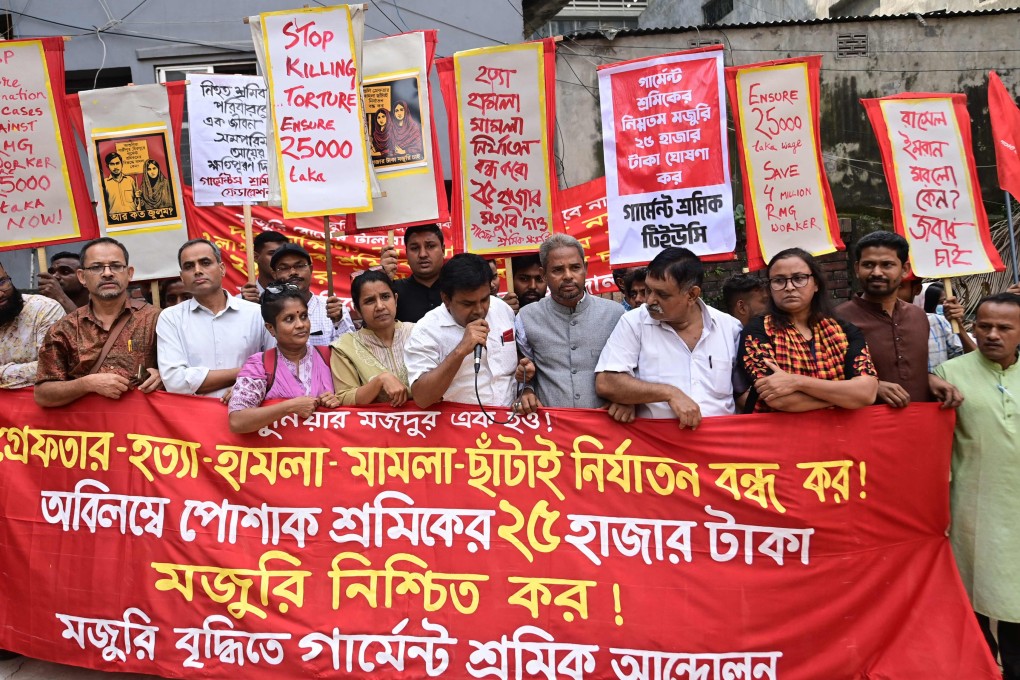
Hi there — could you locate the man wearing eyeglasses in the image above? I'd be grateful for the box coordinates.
[34,237,162,407]
[270,243,355,345]
[0,261,64,389]
[37,251,90,313]
[835,231,962,409]
[157,238,274,399]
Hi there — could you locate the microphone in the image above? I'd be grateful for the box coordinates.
[473,344,483,373]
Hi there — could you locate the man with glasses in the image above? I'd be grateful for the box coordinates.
[835,231,962,408]
[35,237,161,407]
[157,238,274,399]
[270,243,354,345]
[596,247,745,428]
[0,260,64,388]
[37,251,90,313]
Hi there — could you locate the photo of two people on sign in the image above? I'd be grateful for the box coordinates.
[94,130,179,229]
[365,76,426,171]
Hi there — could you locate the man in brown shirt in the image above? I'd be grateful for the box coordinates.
[835,230,961,408]
[35,237,161,407]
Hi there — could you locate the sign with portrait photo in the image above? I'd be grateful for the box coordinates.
[364,72,427,172]
[92,126,182,232]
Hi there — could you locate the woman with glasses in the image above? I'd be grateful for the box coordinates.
[228,285,340,433]
[330,271,412,406]
[738,248,878,413]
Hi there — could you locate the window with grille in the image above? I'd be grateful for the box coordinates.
[702,0,734,25]
[0,13,12,40]
[836,33,868,58]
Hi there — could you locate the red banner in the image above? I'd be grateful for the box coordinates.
[862,92,1004,277]
[556,177,615,295]
[725,57,843,271]
[185,184,453,303]
[988,71,1020,202]
[0,390,997,679]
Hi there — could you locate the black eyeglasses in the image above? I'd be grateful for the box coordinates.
[82,263,128,275]
[274,262,310,275]
[768,273,813,291]
[264,283,301,295]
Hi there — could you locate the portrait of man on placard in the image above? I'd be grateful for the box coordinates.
[363,75,426,171]
[93,128,181,231]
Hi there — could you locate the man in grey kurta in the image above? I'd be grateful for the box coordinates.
[515,234,624,408]
[935,292,1020,679]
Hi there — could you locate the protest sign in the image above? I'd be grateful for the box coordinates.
[726,57,843,270]
[186,75,270,206]
[260,5,372,217]
[597,46,735,267]
[79,84,188,279]
[863,93,1004,277]
[0,391,998,679]
[0,38,97,251]
[437,39,558,255]
[353,30,449,232]
[556,178,616,295]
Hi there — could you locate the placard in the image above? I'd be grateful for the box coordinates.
[597,47,735,267]
[726,57,843,270]
[863,93,1004,277]
[260,5,372,217]
[556,178,615,295]
[186,75,270,206]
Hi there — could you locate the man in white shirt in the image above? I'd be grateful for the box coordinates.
[596,247,745,428]
[404,253,535,410]
[157,238,274,398]
[270,243,355,345]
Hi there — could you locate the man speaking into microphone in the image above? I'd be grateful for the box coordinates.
[404,253,537,411]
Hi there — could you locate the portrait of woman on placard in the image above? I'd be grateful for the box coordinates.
[391,99,423,157]
[137,159,174,211]
[370,108,393,159]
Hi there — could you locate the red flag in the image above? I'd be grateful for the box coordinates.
[988,71,1020,200]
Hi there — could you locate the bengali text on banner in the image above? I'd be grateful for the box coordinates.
[260,5,372,217]
[437,40,558,255]
[863,93,1004,277]
[186,74,270,206]
[725,56,843,271]
[0,389,998,679]
[0,38,97,251]
[597,46,736,267]
[556,177,616,295]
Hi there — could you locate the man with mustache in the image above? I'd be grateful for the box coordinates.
[157,238,274,399]
[835,231,962,408]
[0,261,64,389]
[383,224,447,323]
[516,234,624,409]
[935,292,1020,679]
[37,251,90,313]
[270,243,355,344]
[35,237,162,407]
[595,247,745,428]
[510,253,547,310]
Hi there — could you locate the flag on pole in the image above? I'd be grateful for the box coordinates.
[988,71,1020,200]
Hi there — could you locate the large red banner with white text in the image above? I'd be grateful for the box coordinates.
[556,178,615,295]
[0,391,997,679]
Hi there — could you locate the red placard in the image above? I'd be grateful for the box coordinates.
[556,177,615,295]
[0,390,998,679]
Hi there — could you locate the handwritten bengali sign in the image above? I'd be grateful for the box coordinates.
[863,93,1004,277]
[598,47,735,267]
[726,57,843,270]
[186,75,270,206]
[0,391,997,679]
[451,41,557,254]
[556,177,615,295]
[261,5,371,217]
[0,40,84,248]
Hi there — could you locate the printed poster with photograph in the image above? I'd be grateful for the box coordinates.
[92,125,183,232]
[364,72,427,172]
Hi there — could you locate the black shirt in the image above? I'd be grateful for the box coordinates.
[393,276,442,323]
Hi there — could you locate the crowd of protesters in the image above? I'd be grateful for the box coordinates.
[1,226,1019,675]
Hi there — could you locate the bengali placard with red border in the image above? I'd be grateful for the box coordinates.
[0,38,98,251]
[437,40,558,256]
[0,390,999,679]
[556,177,615,295]
[725,57,843,271]
[863,93,1004,277]
[597,46,736,268]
